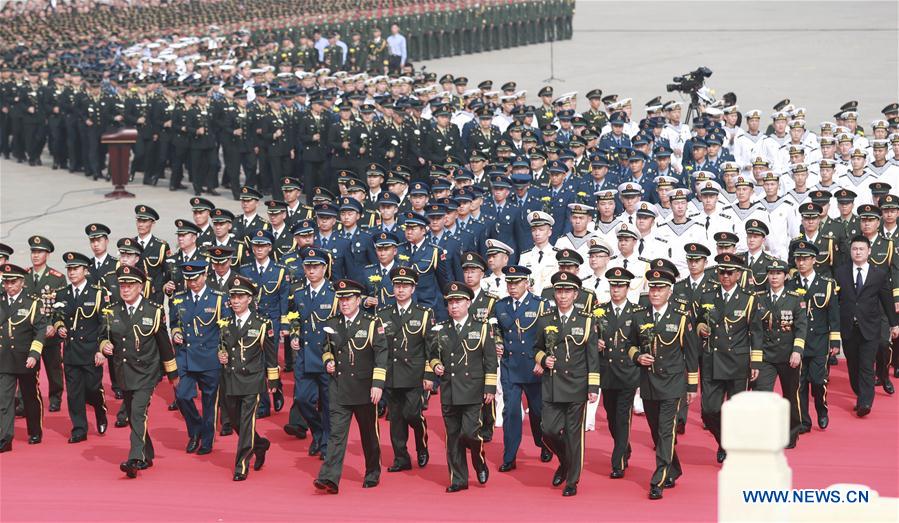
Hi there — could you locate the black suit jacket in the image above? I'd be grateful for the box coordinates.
[835,263,897,341]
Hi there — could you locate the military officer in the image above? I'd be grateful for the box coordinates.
[169,261,230,455]
[493,265,553,471]
[460,252,500,438]
[314,279,388,494]
[85,223,117,284]
[287,249,336,455]
[238,229,289,417]
[0,264,48,451]
[518,211,559,293]
[596,267,643,478]
[695,253,761,463]
[133,204,171,305]
[210,208,249,268]
[378,266,436,472]
[24,235,66,412]
[634,269,699,500]
[751,259,808,449]
[790,242,840,433]
[792,202,842,277]
[164,219,204,296]
[362,232,400,311]
[53,252,109,443]
[741,219,779,291]
[218,275,280,481]
[533,272,600,496]
[190,197,217,248]
[430,282,496,492]
[99,266,179,479]
[233,186,271,244]
[397,211,451,320]
[541,249,596,313]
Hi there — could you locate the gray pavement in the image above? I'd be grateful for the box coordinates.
[1,0,897,267]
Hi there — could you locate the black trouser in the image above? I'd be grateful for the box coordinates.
[643,397,682,488]
[875,341,893,385]
[268,153,291,197]
[81,123,101,177]
[190,147,215,192]
[602,388,635,472]
[541,401,586,488]
[0,111,11,157]
[754,361,801,443]
[123,388,154,462]
[23,122,42,161]
[799,350,829,429]
[388,55,402,75]
[479,400,495,440]
[386,386,428,467]
[843,325,879,409]
[148,134,171,182]
[170,142,190,188]
[0,371,42,441]
[64,364,106,437]
[65,117,81,170]
[303,160,327,204]
[317,392,380,486]
[222,393,268,476]
[11,115,25,160]
[48,115,66,166]
[42,342,64,405]
[222,143,242,192]
[442,403,484,488]
[700,357,748,447]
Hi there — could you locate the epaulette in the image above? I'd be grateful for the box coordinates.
[631,304,648,313]
[364,263,376,269]
[49,268,63,277]
[414,303,432,312]
[672,306,689,315]
[578,308,592,317]
[673,296,688,305]
[361,311,376,321]
[484,291,499,300]
[376,304,392,313]
[326,312,342,321]
[520,247,535,255]
[786,290,801,297]
[821,275,836,283]
[210,289,225,297]
[147,300,163,309]
[540,309,555,317]
[755,290,767,296]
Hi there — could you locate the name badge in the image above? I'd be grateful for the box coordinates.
[17,308,29,316]
[467,331,480,340]
[734,310,745,318]
[319,303,331,309]
[666,323,679,332]
[624,320,632,327]
[409,320,421,328]
[204,307,215,313]
[355,329,368,338]
[571,327,584,337]
[525,311,537,318]
[247,329,260,337]
[142,317,154,326]
[83,301,95,307]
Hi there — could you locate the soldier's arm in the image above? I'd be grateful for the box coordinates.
[371,318,388,389]
[890,250,899,306]
[826,282,841,352]
[750,297,765,371]
[263,319,281,389]
[168,295,183,338]
[29,300,48,361]
[533,316,549,366]
[153,308,178,380]
[585,317,600,394]
[683,312,700,393]
[482,323,498,395]
[423,310,437,381]
[277,268,290,326]
[791,296,808,358]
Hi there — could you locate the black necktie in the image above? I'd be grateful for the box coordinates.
[638,239,644,255]
[537,250,543,264]
[654,312,660,323]
[705,216,711,230]
[455,322,462,333]
[802,278,808,290]
[496,277,501,288]
[856,267,863,292]
[623,259,628,269]
[73,287,79,300]
[127,305,135,317]
[237,317,243,329]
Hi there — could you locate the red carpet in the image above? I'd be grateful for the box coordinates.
[1,364,896,522]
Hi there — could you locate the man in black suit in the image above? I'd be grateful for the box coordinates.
[834,235,899,417]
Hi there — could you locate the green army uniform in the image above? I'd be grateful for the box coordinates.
[0,264,48,449]
[741,249,778,291]
[376,267,437,471]
[429,283,497,492]
[788,244,840,433]
[99,266,178,478]
[751,263,808,448]
[469,287,499,441]
[533,272,600,495]
[24,235,67,410]
[133,205,172,305]
[218,276,280,481]
[315,280,388,492]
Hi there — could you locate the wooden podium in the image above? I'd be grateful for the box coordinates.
[101,128,138,199]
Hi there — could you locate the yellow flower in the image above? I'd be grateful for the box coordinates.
[398,254,410,261]
[101,308,114,316]
[577,191,587,197]
[285,311,300,321]
[544,326,559,333]
[172,298,183,305]
[701,303,714,310]
[795,288,807,296]
[217,319,230,328]
[541,196,551,202]
[640,323,655,331]
[369,275,382,283]
[592,308,606,318]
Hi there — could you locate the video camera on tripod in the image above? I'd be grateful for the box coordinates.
[665,67,714,125]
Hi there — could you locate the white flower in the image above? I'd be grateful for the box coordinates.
[323,326,336,335]
[432,324,444,332]
[488,317,498,325]
[360,133,368,139]
[53,302,66,309]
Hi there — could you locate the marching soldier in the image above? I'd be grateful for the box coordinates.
[790,242,840,433]
[751,259,808,449]
[25,235,66,412]
[533,272,600,496]
[217,275,279,481]
[134,205,171,305]
[53,252,109,443]
[634,269,699,500]
[596,267,643,478]
[430,282,496,492]
[378,266,436,472]
[741,219,778,291]
[169,261,230,455]
[85,223,117,284]
[99,266,179,479]
[0,264,48,451]
[314,279,388,494]
[695,253,761,463]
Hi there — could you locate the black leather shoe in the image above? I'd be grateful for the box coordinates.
[828,354,838,366]
[562,485,577,497]
[283,424,307,439]
[663,477,677,489]
[649,485,664,500]
[206,189,221,196]
[15,404,24,418]
[120,460,138,479]
[785,437,797,450]
[49,402,61,412]
[884,381,895,395]
[186,435,200,453]
[445,484,468,493]
[272,390,285,412]
[253,439,270,471]
[540,447,553,462]
[387,463,412,472]
[417,450,429,468]
[476,465,489,485]
[857,406,871,417]
[498,461,517,472]
[28,435,41,445]
[197,446,212,455]
[312,479,338,494]
[233,473,247,481]
[136,460,153,470]
[874,376,882,386]
[818,415,829,429]
[220,423,233,436]
[552,466,565,487]
[115,417,129,428]
[168,401,178,411]
[610,469,624,479]
[114,390,124,400]
[96,411,108,435]
[481,433,493,443]
[676,420,686,435]
[716,447,727,463]
[256,409,271,419]
[68,434,87,444]
[0,440,11,453]
[362,479,379,488]
[319,450,326,461]
[308,441,321,456]
[798,425,811,434]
